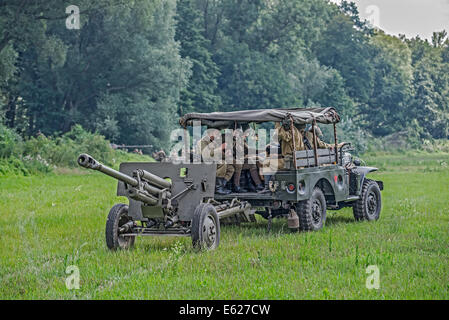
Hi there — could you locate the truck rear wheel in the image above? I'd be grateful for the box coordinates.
[297,187,327,231]
[353,179,381,221]
[105,203,135,250]
[191,203,220,251]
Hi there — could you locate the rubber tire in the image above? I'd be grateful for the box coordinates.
[353,179,382,221]
[297,187,327,231]
[105,203,135,250]
[191,203,220,251]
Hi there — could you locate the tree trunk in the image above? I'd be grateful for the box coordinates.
[5,96,16,128]
[62,100,75,132]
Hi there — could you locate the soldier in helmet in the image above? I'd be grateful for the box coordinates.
[302,125,339,150]
[230,123,264,193]
[198,130,234,195]
[276,117,305,157]
[259,118,306,193]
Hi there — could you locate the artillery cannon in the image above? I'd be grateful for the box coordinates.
[77,154,254,250]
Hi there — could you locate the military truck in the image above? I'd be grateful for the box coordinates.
[78,107,383,251]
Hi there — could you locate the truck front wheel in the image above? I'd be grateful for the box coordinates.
[353,179,381,221]
[297,187,327,231]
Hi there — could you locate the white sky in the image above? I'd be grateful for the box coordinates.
[329,0,449,40]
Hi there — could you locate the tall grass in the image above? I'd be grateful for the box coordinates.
[0,152,447,299]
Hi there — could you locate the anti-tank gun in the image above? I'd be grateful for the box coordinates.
[77,154,254,250]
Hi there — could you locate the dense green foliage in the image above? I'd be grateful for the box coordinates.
[0,152,448,299]
[1,0,189,150]
[1,0,448,151]
[0,123,152,176]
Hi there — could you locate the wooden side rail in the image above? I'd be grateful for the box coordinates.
[295,149,340,168]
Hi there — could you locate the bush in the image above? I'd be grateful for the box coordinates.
[421,139,449,153]
[22,125,115,168]
[0,124,153,176]
[364,123,447,154]
[0,157,29,176]
[0,123,23,158]
[0,155,54,176]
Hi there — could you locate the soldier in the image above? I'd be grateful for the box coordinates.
[259,142,280,193]
[259,118,305,193]
[152,150,167,162]
[198,131,233,195]
[276,118,305,157]
[231,125,264,193]
[300,125,343,150]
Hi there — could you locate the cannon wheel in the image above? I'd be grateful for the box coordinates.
[191,203,220,251]
[105,203,135,250]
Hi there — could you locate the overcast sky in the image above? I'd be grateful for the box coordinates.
[330,0,449,40]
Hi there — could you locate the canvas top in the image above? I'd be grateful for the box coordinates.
[179,107,340,128]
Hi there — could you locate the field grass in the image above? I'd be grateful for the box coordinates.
[0,152,448,299]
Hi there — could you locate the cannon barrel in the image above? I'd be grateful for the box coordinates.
[77,154,171,204]
[141,182,167,197]
[135,169,172,190]
[127,188,158,206]
[77,153,138,187]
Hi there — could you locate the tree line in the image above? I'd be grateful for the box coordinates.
[1,0,448,151]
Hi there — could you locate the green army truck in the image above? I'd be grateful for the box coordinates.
[78,107,383,251]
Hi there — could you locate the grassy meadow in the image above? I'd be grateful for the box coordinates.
[0,152,448,299]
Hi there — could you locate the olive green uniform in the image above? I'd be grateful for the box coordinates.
[303,131,333,149]
[263,122,305,172]
[275,122,305,156]
[232,140,262,187]
[198,135,235,181]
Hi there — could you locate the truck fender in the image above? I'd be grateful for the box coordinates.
[314,178,337,199]
[354,167,379,194]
